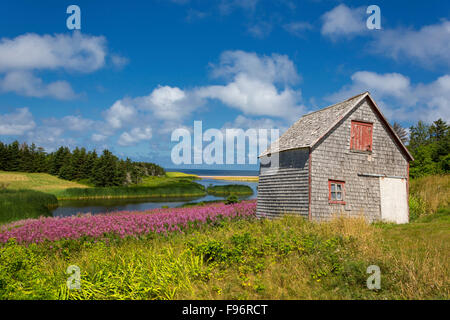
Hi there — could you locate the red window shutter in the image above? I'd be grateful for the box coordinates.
[351,121,373,151]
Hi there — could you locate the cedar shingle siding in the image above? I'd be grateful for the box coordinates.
[257,92,413,223]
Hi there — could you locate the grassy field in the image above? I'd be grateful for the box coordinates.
[165,172,199,179]
[206,184,254,196]
[0,171,207,200]
[0,209,448,299]
[0,171,88,194]
[409,174,449,215]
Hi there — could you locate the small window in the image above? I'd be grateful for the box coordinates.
[351,121,373,152]
[329,180,345,204]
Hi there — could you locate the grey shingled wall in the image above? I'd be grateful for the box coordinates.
[256,148,310,218]
[310,97,409,222]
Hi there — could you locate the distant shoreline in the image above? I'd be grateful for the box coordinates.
[199,175,259,182]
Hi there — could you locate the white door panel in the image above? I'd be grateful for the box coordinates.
[379,177,408,224]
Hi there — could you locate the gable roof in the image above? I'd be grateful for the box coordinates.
[259,92,414,161]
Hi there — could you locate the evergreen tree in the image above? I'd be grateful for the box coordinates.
[393,122,408,145]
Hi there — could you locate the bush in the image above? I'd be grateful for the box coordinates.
[409,195,428,220]
[225,195,239,205]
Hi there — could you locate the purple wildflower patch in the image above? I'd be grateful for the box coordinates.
[0,200,256,244]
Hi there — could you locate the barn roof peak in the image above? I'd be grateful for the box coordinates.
[259,91,413,161]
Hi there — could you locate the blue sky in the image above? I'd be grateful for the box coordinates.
[0,0,449,170]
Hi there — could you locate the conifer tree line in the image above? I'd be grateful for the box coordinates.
[0,141,165,187]
[402,118,449,178]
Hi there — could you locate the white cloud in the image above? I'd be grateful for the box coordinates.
[91,133,108,142]
[223,115,288,132]
[0,32,107,73]
[210,50,300,85]
[198,50,305,118]
[371,20,450,67]
[0,108,35,135]
[197,74,302,118]
[0,71,75,100]
[104,100,137,129]
[321,4,366,38]
[136,85,200,122]
[328,71,450,122]
[25,126,76,152]
[118,127,152,146]
[43,115,95,132]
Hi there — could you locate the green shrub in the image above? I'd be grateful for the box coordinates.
[409,195,428,220]
[225,195,239,205]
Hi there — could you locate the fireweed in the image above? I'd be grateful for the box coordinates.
[0,200,256,244]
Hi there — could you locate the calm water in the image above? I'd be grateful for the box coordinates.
[51,178,258,217]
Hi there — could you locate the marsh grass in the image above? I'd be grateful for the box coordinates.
[0,189,57,224]
[206,184,253,196]
[56,180,207,200]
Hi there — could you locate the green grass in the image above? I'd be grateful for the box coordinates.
[56,182,207,200]
[409,174,449,218]
[0,171,207,200]
[165,172,199,179]
[206,184,253,196]
[0,189,57,224]
[0,171,89,195]
[0,211,448,300]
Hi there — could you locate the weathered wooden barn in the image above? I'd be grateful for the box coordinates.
[257,92,414,224]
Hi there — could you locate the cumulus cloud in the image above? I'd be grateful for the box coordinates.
[43,115,96,132]
[118,127,152,146]
[328,71,450,122]
[0,31,126,100]
[371,20,450,68]
[0,108,36,135]
[0,32,107,73]
[210,50,300,85]
[223,115,288,135]
[197,75,302,118]
[0,71,76,99]
[198,50,305,118]
[103,100,137,129]
[321,4,366,38]
[136,85,201,122]
[91,133,108,142]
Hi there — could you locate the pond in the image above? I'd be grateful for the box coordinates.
[51,178,258,217]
